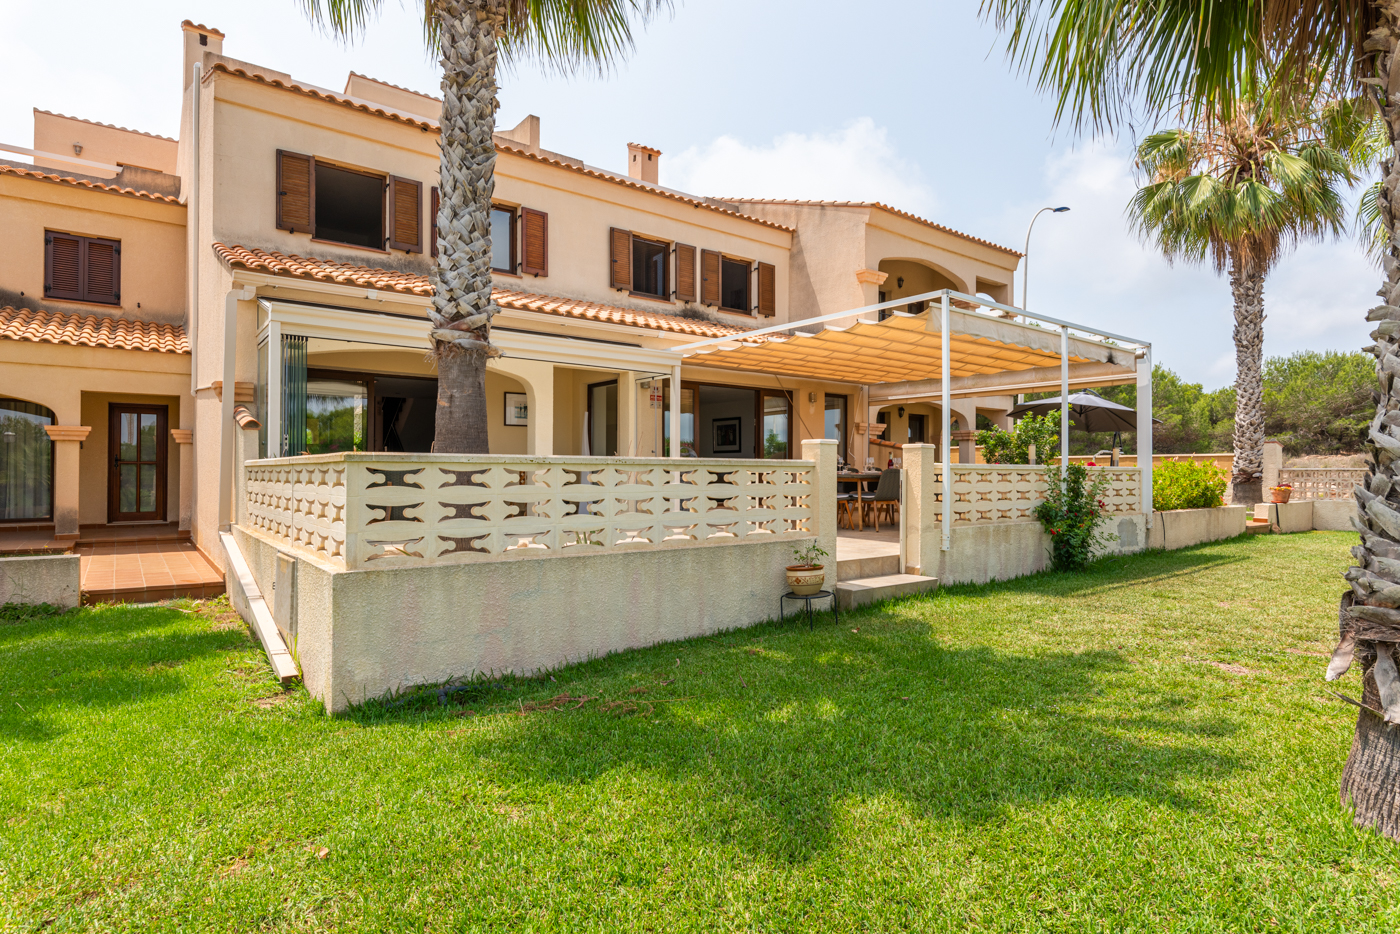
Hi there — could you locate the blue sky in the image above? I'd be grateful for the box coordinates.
[0,0,1377,386]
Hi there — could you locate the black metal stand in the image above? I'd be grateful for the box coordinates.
[779,590,838,630]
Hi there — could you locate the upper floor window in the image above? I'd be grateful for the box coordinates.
[316,163,385,249]
[632,237,668,298]
[491,205,517,273]
[276,149,423,254]
[720,257,749,313]
[44,231,120,305]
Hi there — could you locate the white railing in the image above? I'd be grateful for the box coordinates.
[244,454,817,570]
[940,465,1141,525]
[1277,467,1365,501]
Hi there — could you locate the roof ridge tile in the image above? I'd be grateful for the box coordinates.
[32,109,176,143]
[716,198,1020,255]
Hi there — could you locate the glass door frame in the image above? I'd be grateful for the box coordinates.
[756,389,793,459]
[107,403,168,523]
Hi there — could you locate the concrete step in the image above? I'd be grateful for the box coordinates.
[1245,519,1273,535]
[836,552,901,582]
[836,573,939,610]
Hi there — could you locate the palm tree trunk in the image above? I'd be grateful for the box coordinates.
[1228,253,1265,505]
[1334,2,1400,839]
[429,0,504,454]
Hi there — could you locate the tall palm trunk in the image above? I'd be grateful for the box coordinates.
[1334,0,1400,839]
[1229,254,1266,504]
[429,0,503,454]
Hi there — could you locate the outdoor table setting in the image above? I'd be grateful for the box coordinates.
[836,466,888,531]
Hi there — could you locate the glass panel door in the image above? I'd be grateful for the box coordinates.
[587,380,618,456]
[108,404,167,522]
[760,392,790,459]
[305,378,369,454]
[0,399,54,520]
[662,382,696,457]
[824,394,848,466]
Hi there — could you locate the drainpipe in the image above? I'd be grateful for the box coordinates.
[220,286,255,529]
[188,62,201,395]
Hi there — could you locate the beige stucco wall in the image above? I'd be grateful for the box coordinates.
[33,110,179,177]
[0,174,187,324]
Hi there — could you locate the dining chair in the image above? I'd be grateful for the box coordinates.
[860,468,901,532]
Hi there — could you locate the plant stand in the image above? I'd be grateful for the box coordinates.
[779,590,838,631]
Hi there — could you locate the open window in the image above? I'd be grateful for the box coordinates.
[315,163,385,249]
[720,256,751,313]
[491,205,517,273]
[631,236,668,299]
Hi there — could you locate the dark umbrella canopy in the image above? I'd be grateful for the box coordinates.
[1009,391,1160,433]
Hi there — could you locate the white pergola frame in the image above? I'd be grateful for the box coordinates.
[675,289,1153,552]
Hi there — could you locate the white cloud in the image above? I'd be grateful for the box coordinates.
[665,117,936,212]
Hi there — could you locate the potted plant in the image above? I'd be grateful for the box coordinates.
[1270,483,1292,504]
[786,542,829,596]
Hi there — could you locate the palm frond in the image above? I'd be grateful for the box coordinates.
[1357,178,1390,266]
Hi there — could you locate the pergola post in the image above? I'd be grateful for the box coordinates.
[669,364,682,457]
[940,291,951,552]
[1060,326,1070,468]
[1138,347,1153,527]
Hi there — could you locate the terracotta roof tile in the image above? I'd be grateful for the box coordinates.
[0,307,188,353]
[0,163,181,203]
[33,109,176,142]
[181,19,226,38]
[346,71,441,103]
[206,63,440,132]
[213,244,752,340]
[718,199,1021,256]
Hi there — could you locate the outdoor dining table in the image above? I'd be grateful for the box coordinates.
[836,470,885,531]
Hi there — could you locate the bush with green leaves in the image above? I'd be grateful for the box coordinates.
[977,413,1060,465]
[1033,464,1117,572]
[1152,460,1228,511]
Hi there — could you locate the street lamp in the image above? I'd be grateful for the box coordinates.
[1022,206,1070,311]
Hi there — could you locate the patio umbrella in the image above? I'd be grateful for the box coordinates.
[1009,390,1160,434]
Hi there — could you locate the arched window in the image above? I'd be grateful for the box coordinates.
[0,399,55,521]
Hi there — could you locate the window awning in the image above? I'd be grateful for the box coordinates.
[681,306,1138,384]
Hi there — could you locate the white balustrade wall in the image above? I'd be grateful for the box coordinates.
[931,465,1142,525]
[1277,467,1366,501]
[244,454,817,570]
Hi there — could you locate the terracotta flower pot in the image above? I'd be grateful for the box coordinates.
[786,565,825,596]
[1270,486,1292,504]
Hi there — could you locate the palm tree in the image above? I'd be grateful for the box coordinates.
[1129,97,1370,504]
[298,0,669,452]
[977,0,1400,836]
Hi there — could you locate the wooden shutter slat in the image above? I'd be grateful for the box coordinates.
[85,238,120,304]
[700,249,721,306]
[610,227,632,290]
[521,207,548,276]
[430,186,440,258]
[674,243,696,302]
[46,232,82,300]
[276,150,314,233]
[757,261,776,317]
[387,176,423,253]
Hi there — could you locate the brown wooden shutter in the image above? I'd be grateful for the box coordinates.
[276,150,314,233]
[700,249,721,306]
[674,243,696,302]
[85,237,121,304]
[45,232,82,301]
[430,186,440,258]
[757,262,776,317]
[521,208,548,276]
[386,176,422,253]
[609,227,632,290]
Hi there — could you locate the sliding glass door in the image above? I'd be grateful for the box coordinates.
[0,399,54,521]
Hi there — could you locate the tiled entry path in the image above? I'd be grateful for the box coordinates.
[77,538,225,605]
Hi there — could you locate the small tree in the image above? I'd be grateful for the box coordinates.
[976,413,1059,465]
[1033,464,1116,572]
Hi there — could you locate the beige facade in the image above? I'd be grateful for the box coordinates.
[1,18,1062,571]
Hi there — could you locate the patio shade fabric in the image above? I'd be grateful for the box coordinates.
[683,308,1132,384]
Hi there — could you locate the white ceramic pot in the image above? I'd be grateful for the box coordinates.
[786,565,825,596]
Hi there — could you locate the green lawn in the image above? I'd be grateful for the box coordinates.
[3,532,1398,932]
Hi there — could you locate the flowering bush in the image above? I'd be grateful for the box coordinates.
[1033,464,1118,572]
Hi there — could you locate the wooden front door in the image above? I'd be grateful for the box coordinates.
[108,404,167,522]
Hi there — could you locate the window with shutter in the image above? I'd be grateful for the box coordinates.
[520,208,548,276]
[44,231,120,305]
[45,232,82,301]
[430,186,440,258]
[674,243,696,302]
[609,228,632,290]
[757,262,776,317]
[276,150,314,233]
[700,249,721,306]
[387,176,422,253]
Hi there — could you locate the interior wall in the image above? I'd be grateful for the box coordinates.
[79,392,183,525]
[485,371,528,455]
[697,386,756,458]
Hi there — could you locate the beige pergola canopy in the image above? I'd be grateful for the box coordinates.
[680,304,1136,384]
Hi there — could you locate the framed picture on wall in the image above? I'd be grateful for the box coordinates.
[504,392,528,426]
[713,416,742,453]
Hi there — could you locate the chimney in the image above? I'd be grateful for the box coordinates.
[497,114,541,150]
[627,143,660,184]
[182,20,225,90]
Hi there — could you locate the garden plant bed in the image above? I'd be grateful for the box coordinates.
[3,534,1397,931]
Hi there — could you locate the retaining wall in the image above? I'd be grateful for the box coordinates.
[0,553,81,608]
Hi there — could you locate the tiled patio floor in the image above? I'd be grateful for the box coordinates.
[78,540,225,605]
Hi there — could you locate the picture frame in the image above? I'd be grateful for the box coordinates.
[504,392,528,426]
[712,416,742,453]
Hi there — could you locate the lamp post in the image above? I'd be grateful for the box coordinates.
[1021,206,1070,311]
